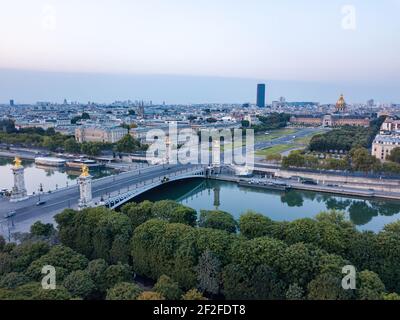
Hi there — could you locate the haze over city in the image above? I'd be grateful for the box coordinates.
[3,0,400,306]
[1,0,399,104]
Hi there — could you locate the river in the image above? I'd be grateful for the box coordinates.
[133,178,400,232]
[0,157,116,194]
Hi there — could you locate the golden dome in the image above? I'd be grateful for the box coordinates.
[336,94,346,111]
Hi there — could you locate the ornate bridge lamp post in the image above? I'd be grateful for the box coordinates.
[38,183,43,201]
[10,157,28,202]
[164,135,171,168]
[78,165,93,210]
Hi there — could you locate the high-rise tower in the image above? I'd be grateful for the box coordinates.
[256,84,266,108]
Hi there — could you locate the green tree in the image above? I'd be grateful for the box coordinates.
[383,292,400,300]
[41,136,58,151]
[196,250,221,296]
[324,157,351,170]
[80,142,101,156]
[131,220,198,289]
[149,200,197,226]
[307,272,354,300]
[198,210,237,233]
[0,282,40,300]
[86,259,108,295]
[241,120,250,128]
[104,263,132,289]
[387,147,400,163]
[25,245,88,281]
[347,231,379,271]
[121,201,154,230]
[382,161,400,174]
[81,112,90,120]
[154,275,183,300]
[34,285,72,300]
[357,270,386,300]
[63,270,95,299]
[279,243,319,286]
[63,138,81,154]
[282,150,306,168]
[0,272,29,289]
[0,252,14,276]
[106,282,142,300]
[239,211,274,239]
[230,236,287,273]
[222,263,285,300]
[284,218,320,245]
[266,153,282,162]
[350,147,381,172]
[0,119,16,133]
[376,230,400,292]
[182,289,206,300]
[0,235,5,252]
[55,207,133,264]
[30,221,55,238]
[116,134,141,153]
[285,283,304,300]
[137,291,165,300]
[10,241,50,273]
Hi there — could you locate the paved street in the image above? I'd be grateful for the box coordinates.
[0,163,195,238]
[253,127,324,151]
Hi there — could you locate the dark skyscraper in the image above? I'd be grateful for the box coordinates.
[256,84,266,107]
[9,99,14,107]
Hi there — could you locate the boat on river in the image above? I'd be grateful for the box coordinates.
[238,179,292,191]
[65,158,103,169]
[35,157,66,167]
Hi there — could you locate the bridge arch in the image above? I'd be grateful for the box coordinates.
[103,168,206,210]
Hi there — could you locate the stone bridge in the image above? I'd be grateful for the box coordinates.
[103,166,206,209]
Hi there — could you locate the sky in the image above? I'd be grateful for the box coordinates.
[0,0,399,104]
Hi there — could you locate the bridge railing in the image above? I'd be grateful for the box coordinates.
[102,166,205,209]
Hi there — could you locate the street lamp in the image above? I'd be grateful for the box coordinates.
[38,183,43,201]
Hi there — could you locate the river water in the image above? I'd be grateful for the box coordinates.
[0,157,115,194]
[133,178,400,232]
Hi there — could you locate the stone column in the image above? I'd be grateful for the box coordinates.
[78,165,93,209]
[165,135,170,165]
[10,157,28,202]
[211,139,221,174]
[213,186,220,209]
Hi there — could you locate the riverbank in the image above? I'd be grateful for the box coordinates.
[211,174,400,201]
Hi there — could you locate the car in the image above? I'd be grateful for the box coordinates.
[4,211,16,218]
[302,180,318,185]
[36,201,46,206]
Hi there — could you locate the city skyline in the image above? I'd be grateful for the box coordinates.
[1,69,399,105]
[1,0,400,104]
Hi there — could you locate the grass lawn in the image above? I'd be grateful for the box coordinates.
[254,128,298,143]
[255,130,327,157]
[293,130,326,145]
[255,144,298,156]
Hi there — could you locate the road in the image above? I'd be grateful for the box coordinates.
[254,127,323,151]
[0,163,194,238]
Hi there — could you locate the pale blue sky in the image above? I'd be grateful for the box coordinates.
[0,0,399,103]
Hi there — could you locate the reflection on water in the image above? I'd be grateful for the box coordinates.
[0,157,115,194]
[133,179,400,232]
